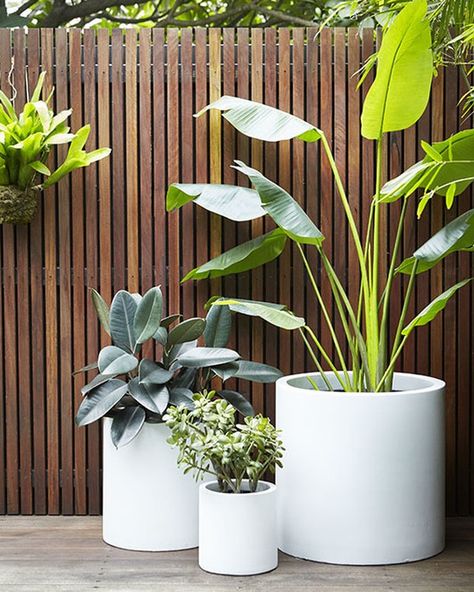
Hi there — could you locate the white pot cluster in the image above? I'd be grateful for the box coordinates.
[102,372,445,575]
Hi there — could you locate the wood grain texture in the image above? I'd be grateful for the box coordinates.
[0,29,472,516]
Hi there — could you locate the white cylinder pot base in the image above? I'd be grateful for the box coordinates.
[199,481,278,575]
[103,418,200,551]
[276,372,445,565]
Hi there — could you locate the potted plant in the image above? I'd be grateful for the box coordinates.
[164,391,284,575]
[0,71,110,223]
[166,0,473,564]
[75,286,281,551]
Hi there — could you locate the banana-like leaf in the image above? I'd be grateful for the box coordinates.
[139,359,173,385]
[109,290,138,353]
[183,229,287,281]
[233,360,283,383]
[402,279,472,336]
[234,161,324,246]
[167,317,206,346]
[90,288,110,335]
[129,378,169,415]
[361,0,432,139]
[75,379,128,427]
[397,209,474,274]
[217,390,254,416]
[81,373,115,396]
[111,406,146,449]
[134,286,163,344]
[167,183,264,222]
[204,299,232,347]
[196,96,322,143]
[98,345,138,375]
[215,298,305,330]
[176,347,240,368]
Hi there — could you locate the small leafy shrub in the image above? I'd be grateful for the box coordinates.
[75,286,282,448]
[165,391,284,493]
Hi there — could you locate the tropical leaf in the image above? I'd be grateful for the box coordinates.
[176,347,240,368]
[361,0,432,139]
[160,314,182,329]
[98,345,138,376]
[72,361,98,375]
[196,96,322,143]
[139,359,173,385]
[217,390,254,416]
[211,362,240,381]
[233,360,283,383]
[129,378,170,415]
[110,406,146,449]
[167,183,265,222]
[167,318,206,346]
[81,373,115,396]
[402,279,472,336]
[233,161,324,245]
[397,209,474,274]
[153,326,168,345]
[215,298,305,330]
[183,229,287,281]
[109,290,138,352]
[134,286,163,344]
[90,288,110,335]
[169,387,195,409]
[75,379,128,427]
[204,300,233,347]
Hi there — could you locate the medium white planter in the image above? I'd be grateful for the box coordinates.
[276,372,445,565]
[199,480,278,575]
[103,418,200,551]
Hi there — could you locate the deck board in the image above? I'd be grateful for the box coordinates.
[0,518,473,591]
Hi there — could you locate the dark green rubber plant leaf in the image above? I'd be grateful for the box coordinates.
[139,359,173,385]
[134,286,163,344]
[176,347,240,368]
[90,288,110,335]
[75,379,128,427]
[233,360,283,383]
[217,390,254,417]
[169,387,195,409]
[211,362,240,381]
[81,373,115,395]
[160,314,182,329]
[233,161,324,246]
[109,290,138,353]
[167,183,265,222]
[397,209,474,274]
[167,317,206,346]
[129,378,170,415]
[204,299,233,347]
[182,229,287,281]
[98,345,138,376]
[110,406,146,449]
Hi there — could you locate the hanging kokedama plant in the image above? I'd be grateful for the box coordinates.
[0,72,110,224]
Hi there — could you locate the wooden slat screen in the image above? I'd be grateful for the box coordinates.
[0,28,472,516]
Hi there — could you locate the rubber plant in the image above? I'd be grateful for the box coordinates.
[0,72,110,223]
[167,0,473,393]
[75,286,282,448]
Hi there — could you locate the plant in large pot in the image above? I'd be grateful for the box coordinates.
[75,285,281,551]
[166,0,473,564]
[0,72,110,224]
[165,390,284,575]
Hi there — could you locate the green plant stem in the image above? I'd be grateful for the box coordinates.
[304,326,348,390]
[376,334,408,392]
[296,243,350,384]
[377,196,408,384]
[298,328,333,391]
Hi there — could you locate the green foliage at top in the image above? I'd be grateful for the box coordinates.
[0,72,110,190]
[164,390,284,493]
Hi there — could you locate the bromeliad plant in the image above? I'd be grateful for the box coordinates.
[0,72,110,223]
[167,0,473,393]
[75,286,282,448]
[164,390,284,493]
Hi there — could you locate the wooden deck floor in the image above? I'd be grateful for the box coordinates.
[0,517,473,591]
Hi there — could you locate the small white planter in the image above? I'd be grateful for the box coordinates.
[199,480,278,575]
[276,372,445,565]
[103,418,200,551]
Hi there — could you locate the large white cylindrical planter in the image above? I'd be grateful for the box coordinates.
[276,372,445,565]
[103,418,200,551]
[199,481,278,575]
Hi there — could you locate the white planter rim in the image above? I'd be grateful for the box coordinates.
[277,371,445,397]
[202,480,276,497]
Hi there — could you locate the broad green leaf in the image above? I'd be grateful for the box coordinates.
[160,314,182,329]
[139,359,173,385]
[134,286,163,344]
[196,96,322,143]
[153,326,168,345]
[218,390,254,416]
[72,361,98,375]
[98,345,138,375]
[32,101,51,132]
[29,161,51,176]
[75,379,128,427]
[171,367,197,389]
[109,290,138,352]
[167,183,264,222]
[446,183,456,209]
[421,140,442,162]
[81,373,115,396]
[129,378,170,415]
[215,298,305,330]
[68,125,90,155]
[361,0,432,139]
[380,161,435,202]
[204,299,233,347]
[166,340,198,366]
[233,360,283,383]
[183,229,287,281]
[110,406,146,448]
[176,347,240,368]
[402,279,472,336]
[45,132,76,145]
[31,72,46,102]
[90,288,110,335]
[49,109,72,133]
[167,317,206,346]
[397,209,474,274]
[211,362,240,381]
[0,91,17,121]
[169,387,195,409]
[43,157,84,187]
[233,161,324,245]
